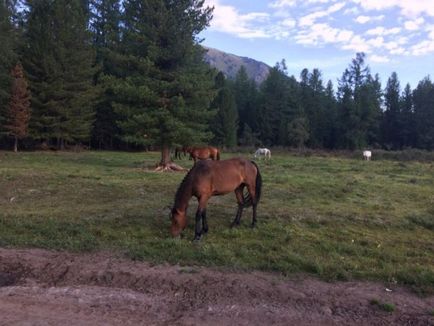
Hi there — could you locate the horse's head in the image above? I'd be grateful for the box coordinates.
[170,207,187,237]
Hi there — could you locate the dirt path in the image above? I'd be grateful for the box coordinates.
[0,248,433,325]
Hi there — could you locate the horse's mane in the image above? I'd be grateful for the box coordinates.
[172,168,194,210]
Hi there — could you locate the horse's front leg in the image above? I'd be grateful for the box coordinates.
[194,208,203,241]
[202,209,208,234]
[194,197,209,241]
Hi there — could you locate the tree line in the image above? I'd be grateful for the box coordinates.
[1,0,434,163]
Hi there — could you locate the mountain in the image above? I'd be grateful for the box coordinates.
[203,47,270,84]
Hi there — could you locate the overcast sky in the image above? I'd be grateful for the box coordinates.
[199,0,434,89]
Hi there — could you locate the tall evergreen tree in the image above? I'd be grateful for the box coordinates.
[90,0,122,149]
[114,0,214,168]
[383,72,401,149]
[211,72,238,147]
[0,0,16,135]
[23,0,97,148]
[299,68,328,148]
[5,63,31,152]
[323,80,338,148]
[400,83,415,148]
[233,65,258,138]
[257,60,300,146]
[360,73,382,147]
[413,77,434,149]
[336,53,382,149]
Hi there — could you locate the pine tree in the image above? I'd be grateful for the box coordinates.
[233,66,258,138]
[90,0,122,149]
[336,53,382,149]
[114,0,214,169]
[323,80,338,148]
[0,0,16,135]
[413,77,434,150]
[23,0,97,148]
[258,60,300,146]
[239,123,259,147]
[211,72,238,147]
[400,83,415,148]
[287,117,309,148]
[299,68,328,148]
[383,72,401,149]
[5,63,31,152]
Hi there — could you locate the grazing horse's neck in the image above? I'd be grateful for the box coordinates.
[173,176,193,213]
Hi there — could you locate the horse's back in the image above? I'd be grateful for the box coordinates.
[190,146,219,160]
[192,158,256,184]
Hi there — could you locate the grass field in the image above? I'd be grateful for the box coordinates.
[0,150,433,292]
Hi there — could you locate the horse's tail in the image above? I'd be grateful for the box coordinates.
[216,149,220,160]
[242,161,262,207]
[252,161,262,204]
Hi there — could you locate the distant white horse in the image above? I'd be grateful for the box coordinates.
[254,148,271,160]
[363,150,372,161]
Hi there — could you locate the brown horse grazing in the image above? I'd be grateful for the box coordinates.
[187,146,220,163]
[170,158,262,240]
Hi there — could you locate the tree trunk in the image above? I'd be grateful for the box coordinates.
[13,136,18,153]
[160,146,171,166]
[155,145,186,172]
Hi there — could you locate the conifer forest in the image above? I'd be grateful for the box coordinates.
[1,0,434,156]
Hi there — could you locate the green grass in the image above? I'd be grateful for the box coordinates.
[1,150,433,292]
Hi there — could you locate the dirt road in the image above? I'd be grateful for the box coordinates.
[0,248,433,325]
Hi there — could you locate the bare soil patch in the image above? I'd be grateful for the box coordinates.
[0,248,433,325]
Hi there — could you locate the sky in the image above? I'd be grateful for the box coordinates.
[199,0,434,89]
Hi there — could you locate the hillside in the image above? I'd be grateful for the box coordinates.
[203,47,270,84]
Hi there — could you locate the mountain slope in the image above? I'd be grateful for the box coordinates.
[203,47,270,84]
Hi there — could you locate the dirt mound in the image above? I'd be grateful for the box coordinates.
[0,248,433,325]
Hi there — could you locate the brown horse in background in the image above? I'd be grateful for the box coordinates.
[173,146,189,160]
[187,146,220,163]
[170,158,262,240]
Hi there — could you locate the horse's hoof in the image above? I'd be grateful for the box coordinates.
[193,235,202,242]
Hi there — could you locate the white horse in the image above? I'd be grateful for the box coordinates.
[254,148,271,160]
[363,150,372,161]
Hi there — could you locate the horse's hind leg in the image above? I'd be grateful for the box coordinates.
[202,209,208,234]
[231,186,245,227]
[252,201,258,228]
[246,185,258,228]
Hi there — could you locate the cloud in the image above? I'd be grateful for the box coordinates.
[270,0,335,8]
[204,0,434,63]
[355,15,370,24]
[295,23,354,47]
[427,25,434,39]
[353,0,434,18]
[367,36,385,48]
[369,54,390,63]
[205,0,271,38]
[410,40,434,55]
[355,15,384,24]
[299,2,346,26]
[404,17,425,31]
[270,0,297,8]
[341,35,371,52]
[365,26,401,36]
